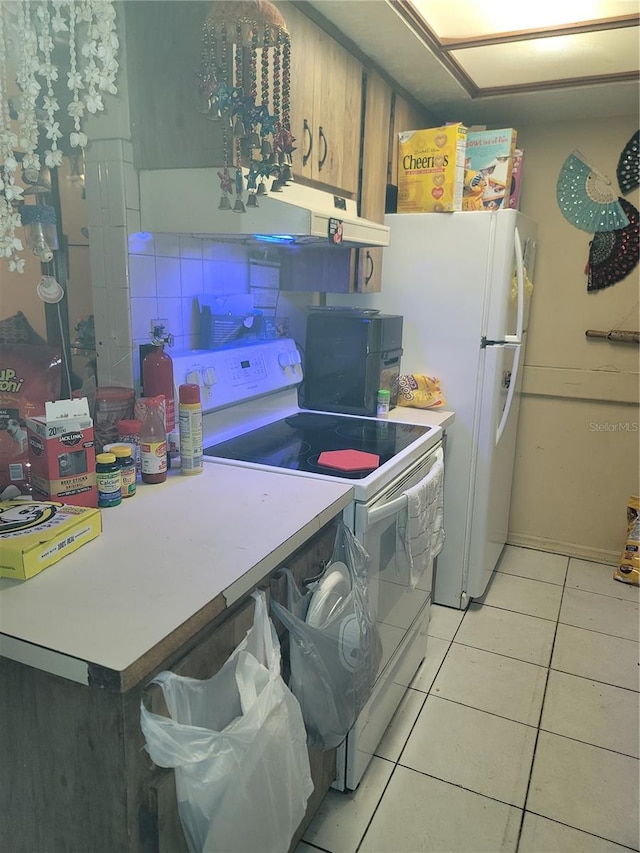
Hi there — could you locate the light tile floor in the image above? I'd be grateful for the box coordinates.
[296,546,640,853]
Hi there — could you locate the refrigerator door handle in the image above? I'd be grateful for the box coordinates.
[496,343,521,444]
[505,227,525,345]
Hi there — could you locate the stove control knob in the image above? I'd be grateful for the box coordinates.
[203,367,217,387]
[278,351,292,370]
[290,348,302,365]
[185,369,202,386]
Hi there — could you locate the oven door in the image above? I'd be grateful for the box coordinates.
[337,442,443,790]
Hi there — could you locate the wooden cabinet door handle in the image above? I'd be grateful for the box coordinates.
[318,126,328,171]
[302,119,313,166]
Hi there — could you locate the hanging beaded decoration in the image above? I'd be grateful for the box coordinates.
[197,1,292,209]
[586,198,639,292]
[616,131,639,195]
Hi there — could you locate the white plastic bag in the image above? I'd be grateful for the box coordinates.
[271,522,383,750]
[140,591,313,853]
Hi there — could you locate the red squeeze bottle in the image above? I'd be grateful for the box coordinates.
[142,343,175,432]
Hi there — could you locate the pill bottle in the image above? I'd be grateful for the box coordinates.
[140,397,167,484]
[112,444,136,498]
[376,389,390,418]
[96,452,122,507]
[178,383,203,476]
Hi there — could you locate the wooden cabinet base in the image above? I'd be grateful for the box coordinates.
[0,520,339,852]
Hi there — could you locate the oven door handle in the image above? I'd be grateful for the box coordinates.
[355,494,408,532]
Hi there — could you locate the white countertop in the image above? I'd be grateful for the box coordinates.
[0,464,353,684]
[387,406,455,431]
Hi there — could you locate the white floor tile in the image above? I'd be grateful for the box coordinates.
[432,643,547,726]
[519,812,633,853]
[567,557,639,603]
[560,588,639,642]
[541,670,640,758]
[527,731,640,850]
[497,546,568,585]
[375,687,425,763]
[427,604,464,641]
[552,623,640,692]
[302,756,394,853]
[358,765,521,853]
[478,572,563,621]
[410,635,450,693]
[455,603,556,666]
[400,695,537,807]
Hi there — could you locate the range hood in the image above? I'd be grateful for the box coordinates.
[139,168,390,248]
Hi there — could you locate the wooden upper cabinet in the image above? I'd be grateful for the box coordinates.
[355,70,393,293]
[389,94,436,187]
[280,2,362,196]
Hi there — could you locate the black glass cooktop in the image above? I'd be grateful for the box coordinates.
[203,412,433,480]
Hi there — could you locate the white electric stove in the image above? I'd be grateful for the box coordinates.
[171,339,443,790]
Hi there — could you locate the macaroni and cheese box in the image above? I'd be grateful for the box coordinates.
[27,398,97,508]
[0,499,101,579]
[463,128,518,211]
[397,124,467,213]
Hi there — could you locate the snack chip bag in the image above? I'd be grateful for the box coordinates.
[613,495,640,586]
[397,374,447,409]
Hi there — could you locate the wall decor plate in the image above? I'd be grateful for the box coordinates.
[617,131,639,195]
[587,198,639,292]
[557,151,630,233]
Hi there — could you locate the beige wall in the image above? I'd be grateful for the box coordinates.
[509,116,640,563]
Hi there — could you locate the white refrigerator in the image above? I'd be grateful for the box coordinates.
[329,209,538,609]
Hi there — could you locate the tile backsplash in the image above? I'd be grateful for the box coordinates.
[129,234,250,372]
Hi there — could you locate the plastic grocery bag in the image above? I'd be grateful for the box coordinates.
[271,522,383,750]
[140,591,313,853]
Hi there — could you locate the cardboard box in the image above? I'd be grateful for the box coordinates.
[0,499,101,579]
[463,128,518,211]
[508,149,524,210]
[27,398,97,507]
[397,124,467,213]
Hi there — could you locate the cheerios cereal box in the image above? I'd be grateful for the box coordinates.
[397,124,467,213]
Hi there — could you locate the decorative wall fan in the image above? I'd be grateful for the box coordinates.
[557,151,629,233]
[616,131,639,195]
[586,198,639,292]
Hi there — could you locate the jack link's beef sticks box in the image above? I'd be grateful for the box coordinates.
[397,124,467,213]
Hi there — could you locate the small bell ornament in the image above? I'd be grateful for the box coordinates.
[256,181,268,196]
[233,198,246,213]
[218,194,232,210]
[246,193,259,208]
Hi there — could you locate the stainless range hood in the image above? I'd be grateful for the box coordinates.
[139,168,390,248]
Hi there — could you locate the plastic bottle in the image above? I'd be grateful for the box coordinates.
[142,344,175,432]
[140,397,168,484]
[96,452,122,507]
[178,383,203,476]
[117,418,142,472]
[112,444,137,497]
[376,389,390,418]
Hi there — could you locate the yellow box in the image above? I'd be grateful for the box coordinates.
[397,124,467,213]
[0,499,102,580]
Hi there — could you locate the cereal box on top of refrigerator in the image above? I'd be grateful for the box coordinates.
[463,128,518,211]
[397,123,467,213]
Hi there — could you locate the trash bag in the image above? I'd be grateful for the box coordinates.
[140,590,313,853]
[271,522,383,750]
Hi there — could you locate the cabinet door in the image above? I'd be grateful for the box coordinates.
[356,70,393,293]
[280,2,362,196]
[313,26,362,195]
[389,94,436,187]
[285,2,319,183]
